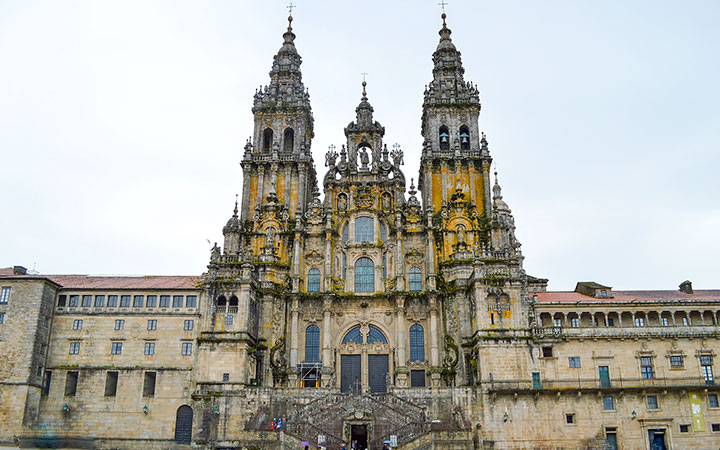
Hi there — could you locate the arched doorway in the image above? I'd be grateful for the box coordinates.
[175,405,193,444]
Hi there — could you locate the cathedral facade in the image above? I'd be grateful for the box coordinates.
[1,13,719,450]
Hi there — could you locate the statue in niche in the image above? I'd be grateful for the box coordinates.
[381,193,391,210]
[264,227,275,255]
[457,225,466,245]
[337,194,347,212]
[359,146,370,169]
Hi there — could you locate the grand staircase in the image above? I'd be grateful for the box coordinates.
[284,392,427,448]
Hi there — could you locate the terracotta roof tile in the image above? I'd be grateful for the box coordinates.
[537,290,720,304]
[0,269,200,290]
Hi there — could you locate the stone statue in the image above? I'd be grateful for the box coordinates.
[359,146,370,168]
[338,194,347,212]
[264,227,275,254]
[381,194,391,210]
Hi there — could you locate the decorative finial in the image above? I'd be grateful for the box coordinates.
[360,73,368,100]
[233,194,239,216]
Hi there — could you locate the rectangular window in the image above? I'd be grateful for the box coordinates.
[712,423,720,432]
[94,295,105,307]
[602,396,614,410]
[570,317,580,327]
[159,295,170,307]
[342,253,347,280]
[410,370,426,387]
[144,342,155,355]
[43,371,52,396]
[532,372,542,390]
[111,342,122,355]
[69,295,79,307]
[120,295,130,307]
[133,295,144,307]
[683,316,690,326]
[186,295,197,307]
[670,355,684,368]
[660,317,669,326]
[569,356,581,368]
[184,319,194,331]
[81,295,92,307]
[647,395,659,409]
[107,295,118,307]
[225,315,233,326]
[565,413,576,424]
[64,371,78,396]
[709,393,719,408]
[635,317,645,327]
[142,371,156,397]
[172,295,184,307]
[146,295,157,307]
[115,319,124,330]
[69,342,80,355]
[147,319,157,330]
[542,346,553,358]
[641,356,654,379]
[607,317,615,327]
[104,371,118,396]
[58,294,67,307]
[0,286,11,304]
[222,373,230,382]
[701,355,714,384]
[553,318,562,327]
[72,319,83,330]
[181,342,192,355]
[679,424,690,433]
[355,216,374,242]
[0,312,4,324]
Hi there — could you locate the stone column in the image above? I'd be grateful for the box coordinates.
[298,165,307,214]
[396,297,407,366]
[424,163,433,211]
[324,217,332,291]
[468,163,476,204]
[284,166,292,207]
[426,213,437,290]
[290,297,299,366]
[429,295,440,367]
[395,212,404,291]
[481,160,491,218]
[322,298,332,367]
[241,162,252,221]
[257,166,265,209]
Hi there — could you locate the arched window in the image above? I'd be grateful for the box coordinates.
[283,128,294,152]
[355,217,374,242]
[263,128,273,152]
[354,257,375,293]
[439,125,450,150]
[342,326,363,344]
[229,296,238,306]
[307,268,320,293]
[216,296,227,307]
[409,324,425,361]
[367,325,387,344]
[409,267,422,292]
[305,325,320,362]
[380,222,387,242]
[459,125,470,150]
[342,223,349,244]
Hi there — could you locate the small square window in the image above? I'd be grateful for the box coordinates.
[0,312,5,324]
[602,396,614,410]
[133,295,144,308]
[712,423,720,432]
[184,319,194,331]
[647,395,659,410]
[565,413,576,424]
[660,317,669,326]
[94,295,105,307]
[69,342,80,355]
[81,295,92,307]
[570,317,580,328]
[607,317,615,327]
[679,424,690,433]
[72,319,83,330]
[146,295,157,307]
[709,393,719,408]
[670,355,684,368]
[635,317,645,327]
[225,315,234,326]
[181,342,192,356]
[0,286,11,304]
[69,295,79,307]
[542,346,553,358]
[107,295,118,307]
[222,373,230,382]
[147,319,157,330]
[115,319,124,330]
[57,295,67,307]
[144,342,155,356]
[553,318,562,327]
[173,296,184,308]
[186,295,197,307]
[159,295,170,307]
[120,295,131,307]
[111,342,123,355]
[569,356,581,368]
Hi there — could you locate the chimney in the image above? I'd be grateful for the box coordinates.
[13,265,27,275]
[679,280,693,294]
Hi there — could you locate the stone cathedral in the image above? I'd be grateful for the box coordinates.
[1,13,720,450]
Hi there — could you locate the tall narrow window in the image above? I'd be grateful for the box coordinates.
[105,371,118,396]
[409,267,422,292]
[147,319,157,330]
[181,342,192,356]
[355,217,374,242]
[305,325,320,362]
[69,342,80,355]
[439,125,450,150]
[283,128,294,152]
[307,268,321,293]
[342,224,349,244]
[65,371,78,396]
[380,222,387,242]
[640,356,654,379]
[143,371,156,397]
[459,125,470,150]
[0,287,10,304]
[409,324,425,361]
[144,342,155,355]
[263,128,273,152]
[382,253,387,279]
[701,355,714,385]
[354,257,374,293]
[342,253,347,280]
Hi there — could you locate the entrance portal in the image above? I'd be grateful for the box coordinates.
[648,429,667,450]
[341,354,361,393]
[368,354,389,393]
[351,424,368,450]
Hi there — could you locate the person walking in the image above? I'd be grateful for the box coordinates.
[340,441,347,450]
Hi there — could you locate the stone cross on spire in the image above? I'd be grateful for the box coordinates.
[286,1,295,17]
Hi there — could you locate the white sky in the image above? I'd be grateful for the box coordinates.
[1,0,719,291]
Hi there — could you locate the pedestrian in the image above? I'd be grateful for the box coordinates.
[340,440,347,450]
[13,435,20,447]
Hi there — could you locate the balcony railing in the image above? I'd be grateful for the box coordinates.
[533,325,720,338]
[486,376,715,393]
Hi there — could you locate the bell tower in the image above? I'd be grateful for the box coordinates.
[418,13,492,217]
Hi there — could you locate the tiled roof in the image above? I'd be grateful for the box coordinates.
[537,290,720,304]
[0,268,200,290]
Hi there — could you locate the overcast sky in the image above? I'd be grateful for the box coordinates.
[1,1,719,291]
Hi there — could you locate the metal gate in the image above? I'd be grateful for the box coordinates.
[341,354,361,393]
[368,354,388,393]
[175,405,193,444]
